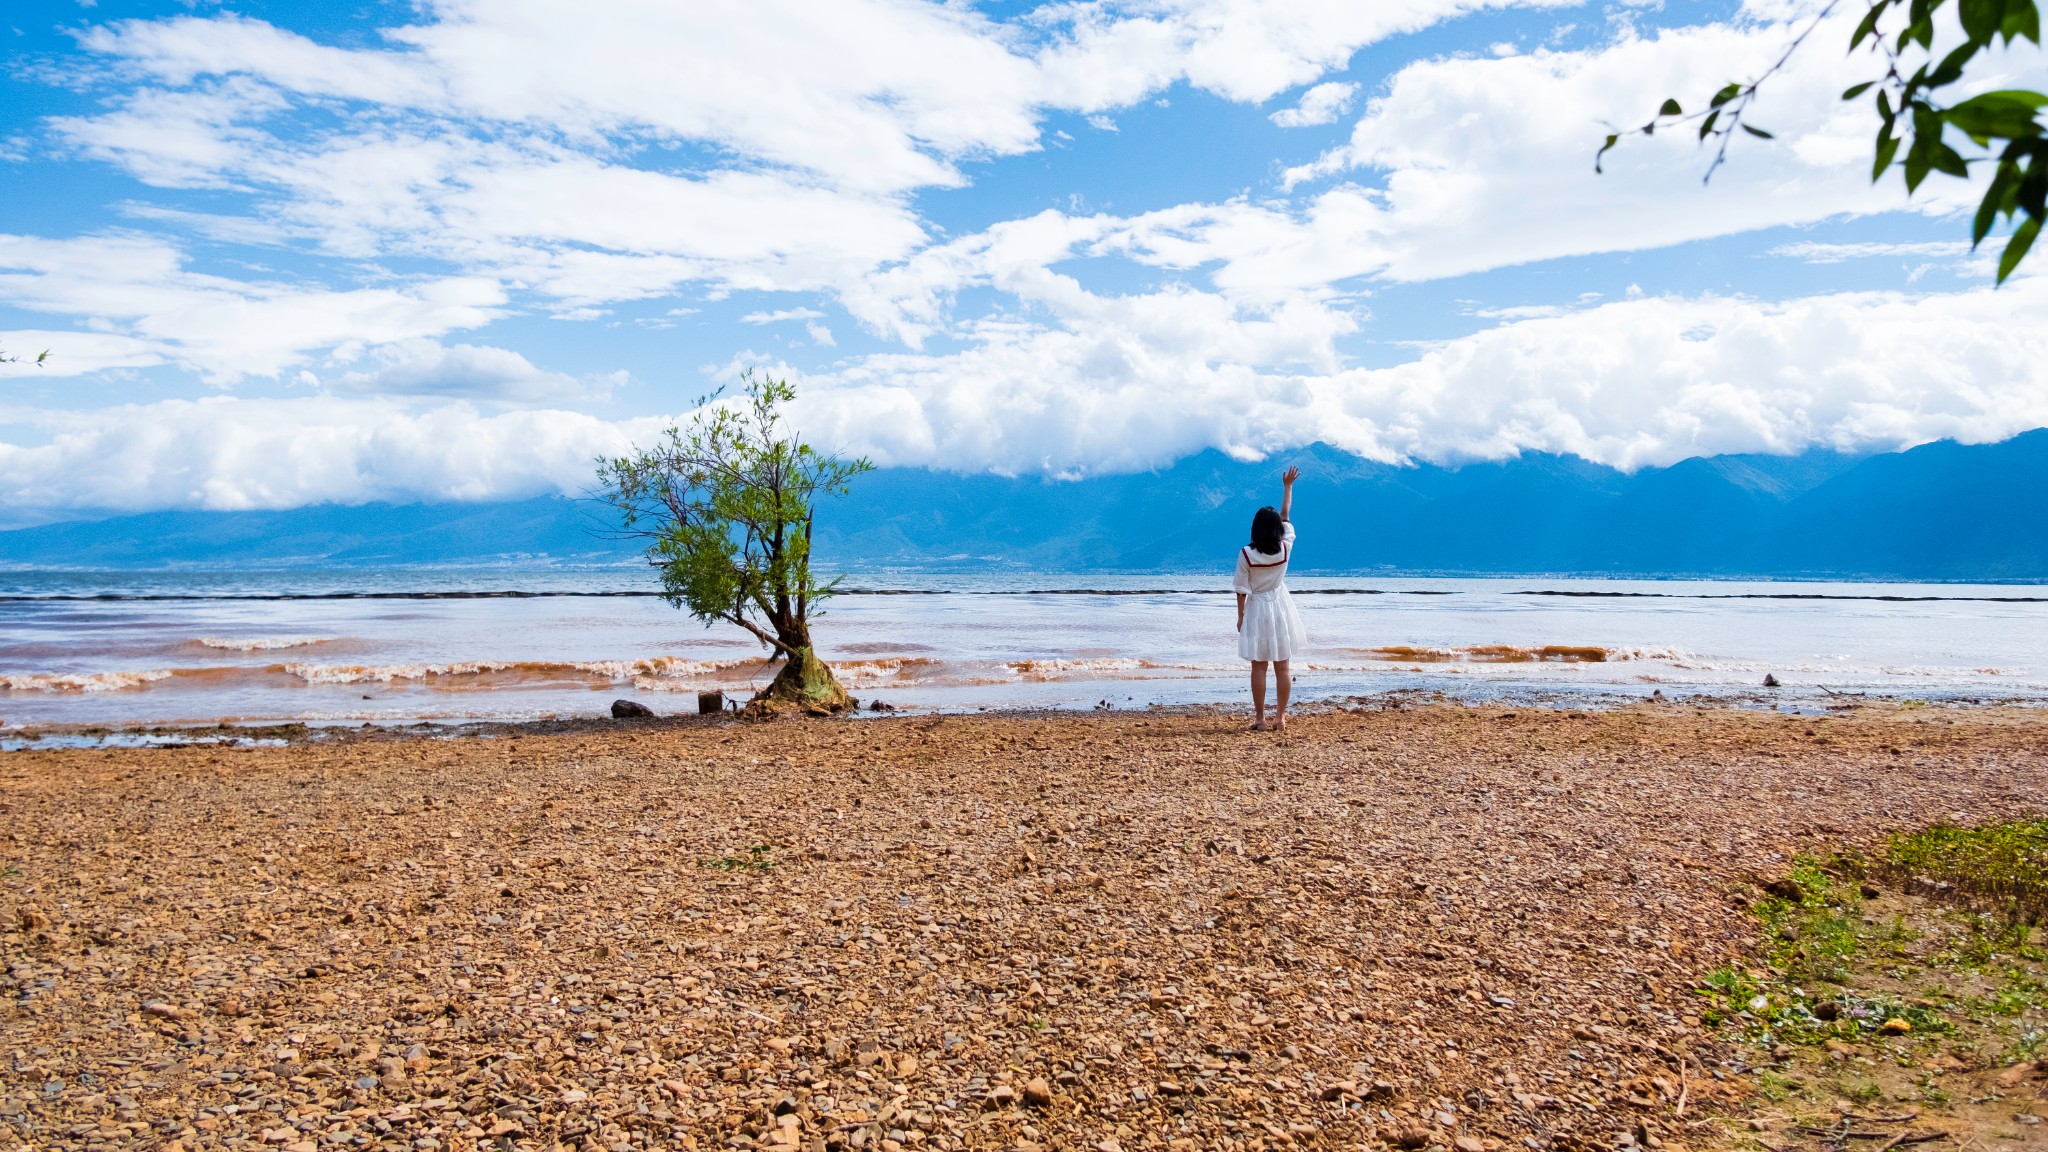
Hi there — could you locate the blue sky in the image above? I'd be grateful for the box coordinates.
[1,0,2045,519]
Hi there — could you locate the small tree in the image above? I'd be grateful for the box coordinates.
[599,371,871,714]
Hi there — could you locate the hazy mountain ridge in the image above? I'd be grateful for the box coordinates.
[2,431,2042,580]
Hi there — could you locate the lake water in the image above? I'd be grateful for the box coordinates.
[1,568,2044,730]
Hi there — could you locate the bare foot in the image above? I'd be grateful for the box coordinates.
[1272,713,1288,732]
[1249,719,1266,732]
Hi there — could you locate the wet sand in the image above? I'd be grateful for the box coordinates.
[3,702,2045,1151]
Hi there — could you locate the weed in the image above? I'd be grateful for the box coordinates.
[699,845,775,873]
[1839,1078,1883,1103]
[1916,1077,1953,1106]
[1696,965,1948,1045]
[2005,1028,2048,1064]
[1933,912,2035,969]
[1885,819,2048,928]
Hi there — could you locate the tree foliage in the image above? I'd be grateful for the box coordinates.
[1598,0,2046,282]
[0,349,49,366]
[598,371,871,710]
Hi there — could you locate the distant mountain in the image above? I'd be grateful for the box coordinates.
[2,430,2043,580]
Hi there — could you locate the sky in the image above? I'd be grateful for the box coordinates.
[2,0,2046,520]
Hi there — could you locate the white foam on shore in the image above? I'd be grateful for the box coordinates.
[574,657,726,681]
[199,636,335,652]
[1,669,176,693]
[286,661,513,685]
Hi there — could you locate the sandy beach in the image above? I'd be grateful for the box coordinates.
[4,702,2047,1152]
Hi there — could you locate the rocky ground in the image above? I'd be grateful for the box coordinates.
[3,701,2046,1152]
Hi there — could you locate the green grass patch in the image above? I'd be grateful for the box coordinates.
[699,845,775,872]
[1697,853,1949,1046]
[1884,819,2048,928]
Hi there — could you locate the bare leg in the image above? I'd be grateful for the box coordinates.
[1249,661,1268,730]
[1273,660,1292,730]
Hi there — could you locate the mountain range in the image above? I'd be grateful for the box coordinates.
[3,430,2043,580]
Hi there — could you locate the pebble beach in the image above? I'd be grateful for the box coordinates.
[4,702,2046,1152]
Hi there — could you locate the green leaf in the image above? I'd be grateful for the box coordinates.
[1960,0,2003,42]
[1944,90,2048,139]
[1853,3,1888,47]
[1700,110,1721,139]
[2005,0,2041,44]
[1928,42,1977,88]
[1875,128,1903,179]
[1743,123,1776,139]
[1997,214,2041,282]
[1932,142,1972,177]
[1596,133,1619,173]
[1659,98,1683,117]
[1710,83,1743,109]
[1974,163,2018,243]
[1843,81,1877,100]
[1904,138,1933,191]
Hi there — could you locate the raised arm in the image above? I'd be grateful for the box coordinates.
[1279,465,1299,522]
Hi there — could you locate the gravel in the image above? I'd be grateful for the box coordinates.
[3,702,2044,1151]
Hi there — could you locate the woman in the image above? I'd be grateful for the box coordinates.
[1233,466,1307,731]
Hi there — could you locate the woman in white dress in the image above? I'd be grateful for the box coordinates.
[1233,466,1307,731]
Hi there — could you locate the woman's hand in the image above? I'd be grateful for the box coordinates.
[1282,465,1299,486]
[1279,465,1298,521]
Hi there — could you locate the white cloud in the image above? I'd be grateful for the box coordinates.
[1769,240,1975,263]
[0,397,659,512]
[7,277,2046,507]
[791,275,2048,476]
[741,308,826,324]
[0,330,163,377]
[1033,0,1576,111]
[49,0,1581,316]
[1270,81,1359,127]
[0,233,504,382]
[1127,3,2038,286]
[79,6,1039,195]
[834,5,2044,345]
[12,0,2048,512]
[325,340,606,403]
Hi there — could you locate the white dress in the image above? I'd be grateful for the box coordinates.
[1233,521,1308,662]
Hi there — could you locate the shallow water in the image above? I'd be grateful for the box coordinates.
[1,568,2043,729]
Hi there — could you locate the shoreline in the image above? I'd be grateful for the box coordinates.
[4,703,2046,1149]
[2,687,2043,752]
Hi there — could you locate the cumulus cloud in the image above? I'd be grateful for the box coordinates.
[9,0,2047,513]
[0,330,163,377]
[9,276,2044,511]
[833,6,2043,345]
[48,0,1577,314]
[788,275,2048,476]
[1034,0,1575,110]
[0,233,503,381]
[325,340,607,403]
[1270,81,1359,127]
[0,397,661,512]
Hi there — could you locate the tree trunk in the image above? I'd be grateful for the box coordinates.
[752,644,854,715]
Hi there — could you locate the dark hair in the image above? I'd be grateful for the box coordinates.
[1249,506,1284,555]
